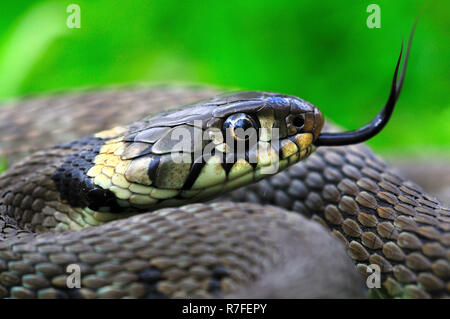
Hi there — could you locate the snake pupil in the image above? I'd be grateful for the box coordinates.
[293,116,305,129]
[235,118,252,131]
[223,113,258,141]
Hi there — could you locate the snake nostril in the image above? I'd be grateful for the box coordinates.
[292,116,305,129]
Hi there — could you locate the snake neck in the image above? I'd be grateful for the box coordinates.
[51,136,124,213]
[0,137,131,236]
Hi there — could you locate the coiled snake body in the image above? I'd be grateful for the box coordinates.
[0,45,449,299]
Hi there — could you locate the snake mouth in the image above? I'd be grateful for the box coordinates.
[129,149,314,214]
[123,132,315,208]
[82,131,315,216]
[63,135,315,229]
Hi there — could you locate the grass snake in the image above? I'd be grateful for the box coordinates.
[0,34,448,299]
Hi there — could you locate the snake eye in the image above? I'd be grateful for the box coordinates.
[223,113,258,141]
[292,115,305,130]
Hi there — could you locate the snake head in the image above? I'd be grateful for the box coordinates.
[70,32,412,216]
[76,29,414,216]
[52,27,415,226]
[80,91,324,213]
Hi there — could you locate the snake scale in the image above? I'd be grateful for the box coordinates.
[0,42,449,300]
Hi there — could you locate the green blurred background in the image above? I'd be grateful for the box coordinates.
[0,0,448,155]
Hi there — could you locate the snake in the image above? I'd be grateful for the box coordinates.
[0,31,448,299]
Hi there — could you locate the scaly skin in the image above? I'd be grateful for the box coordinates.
[0,86,448,298]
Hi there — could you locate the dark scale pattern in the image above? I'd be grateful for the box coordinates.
[228,143,450,298]
[52,137,122,213]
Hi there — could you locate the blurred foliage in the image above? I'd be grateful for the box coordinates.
[0,0,448,153]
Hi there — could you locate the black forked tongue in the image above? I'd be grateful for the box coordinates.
[315,24,416,147]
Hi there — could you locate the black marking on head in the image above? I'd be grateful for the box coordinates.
[182,158,206,190]
[288,135,298,145]
[147,155,161,182]
[52,136,122,213]
[220,152,236,175]
[274,139,284,159]
[219,150,252,176]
